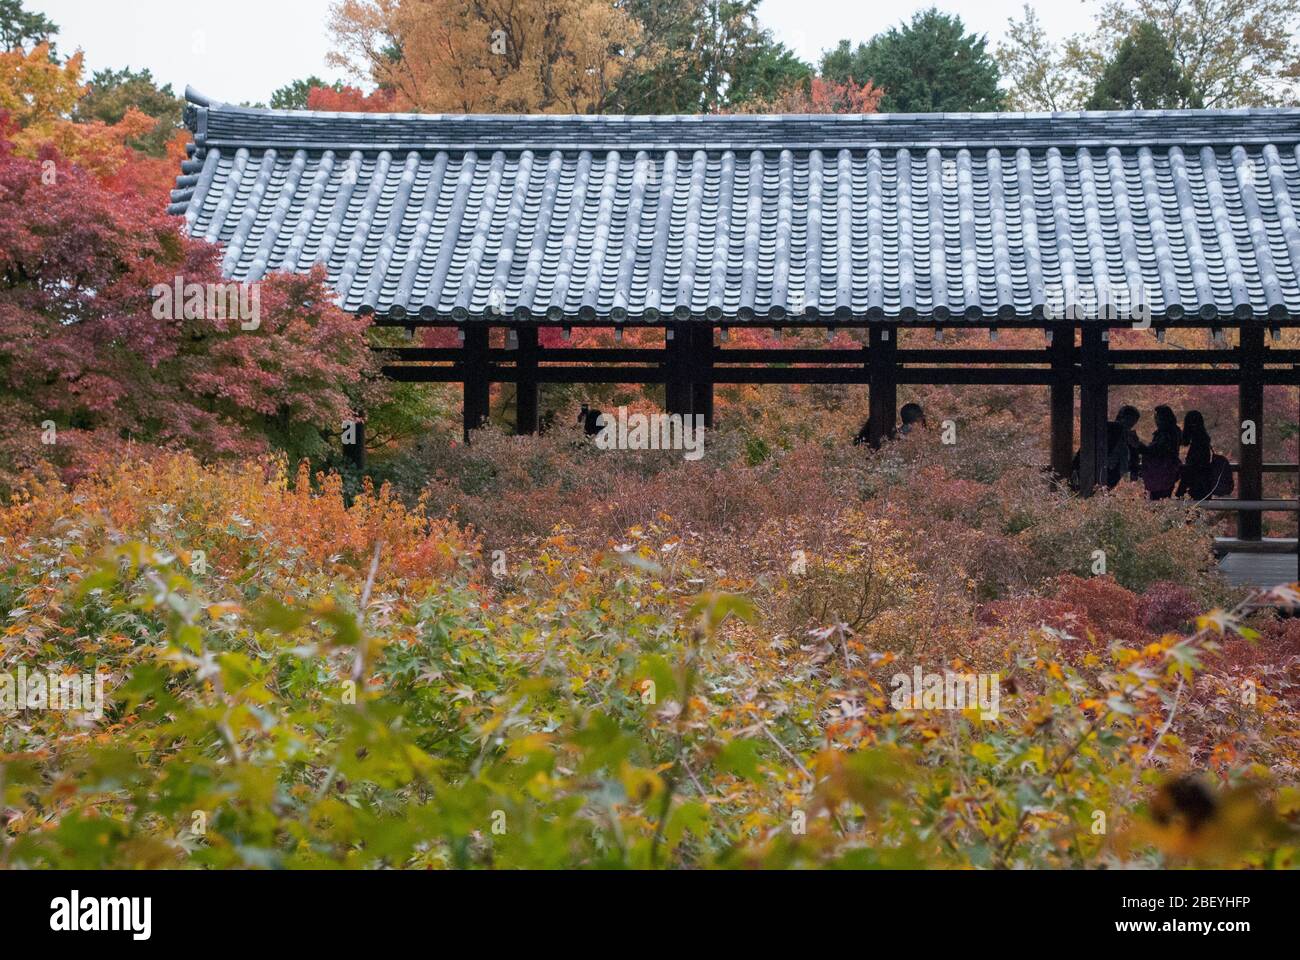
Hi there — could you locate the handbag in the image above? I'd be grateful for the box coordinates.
[1209,450,1234,497]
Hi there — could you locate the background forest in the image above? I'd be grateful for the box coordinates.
[1,0,1299,869]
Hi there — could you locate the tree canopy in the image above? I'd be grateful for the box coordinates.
[0,134,378,472]
[326,0,644,113]
[74,67,184,156]
[1087,21,1201,109]
[270,76,345,110]
[1001,0,1300,110]
[820,8,1003,113]
[0,0,56,52]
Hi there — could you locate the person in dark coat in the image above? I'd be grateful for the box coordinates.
[1105,405,1142,489]
[577,404,604,437]
[1140,404,1182,500]
[1175,409,1215,501]
[899,403,927,435]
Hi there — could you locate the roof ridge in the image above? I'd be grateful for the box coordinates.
[184,86,1300,125]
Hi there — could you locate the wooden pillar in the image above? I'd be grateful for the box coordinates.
[1049,326,1075,484]
[691,324,714,428]
[515,327,539,435]
[463,325,490,441]
[343,417,365,471]
[867,326,897,449]
[1239,323,1265,540]
[664,324,692,416]
[1078,326,1109,497]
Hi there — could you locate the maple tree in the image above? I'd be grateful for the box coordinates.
[751,76,884,114]
[307,82,396,112]
[0,41,82,129]
[1,413,1295,868]
[0,138,378,480]
[0,41,182,194]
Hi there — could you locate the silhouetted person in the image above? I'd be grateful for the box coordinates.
[1175,410,1215,501]
[1140,404,1182,500]
[899,403,927,435]
[1105,405,1141,489]
[578,403,604,437]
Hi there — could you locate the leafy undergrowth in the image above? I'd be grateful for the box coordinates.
[1,449,1298,869]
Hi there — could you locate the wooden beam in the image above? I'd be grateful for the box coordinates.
[380,361,1300,388]
[1196,499,1299,511]
[1049,327,1075,484]
[376,344,1300,373]
[664,324,692,415]
[515,327,539,435]
[867,326,897,448]
[463,326,490,441]
[1213,537,1298,555]
[1239,324,1265,539]
[343,417,365,471]
[1078,327,1108,497]
[367,314,1300,330]
[691,325,714,428]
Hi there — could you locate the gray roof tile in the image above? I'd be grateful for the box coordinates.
[172,89,1300,323]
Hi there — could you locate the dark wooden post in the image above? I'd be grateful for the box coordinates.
[1049,326,1075,484]
[343,417,365,471]
[664,324,692,416]
[1078,326,1108,497]
[463,325,490,441]
[867,326,897,448]
[1238,323,1265,540]
[691,324,714,428]
[515,327,539,435]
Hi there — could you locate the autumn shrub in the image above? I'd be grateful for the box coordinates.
[775,512,919,642]
[2,446,1299,869]
[0,452,471,598]
[1138,581,1203,634]
[408,420,848,548]
[2,399,1296,871]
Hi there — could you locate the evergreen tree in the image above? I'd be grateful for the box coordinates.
[613,0,810,113]
[0,0,57,52]
[821,7,1002,113]
[1086,20,1202,109]
[74,67,183,156]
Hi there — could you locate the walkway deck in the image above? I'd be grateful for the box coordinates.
[1218,552,1299,589]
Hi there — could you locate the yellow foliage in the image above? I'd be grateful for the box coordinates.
[0,451,474,589]
[0,44,163,183]
[13,107,158,180]
[327,0,643,113]
[0,43,83,129]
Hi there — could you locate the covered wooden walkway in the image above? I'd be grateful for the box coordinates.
[170,92,1300,587]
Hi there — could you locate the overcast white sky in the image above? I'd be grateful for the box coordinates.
[30,0,1100,106]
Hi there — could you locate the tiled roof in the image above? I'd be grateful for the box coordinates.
[171,88,1300,324]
